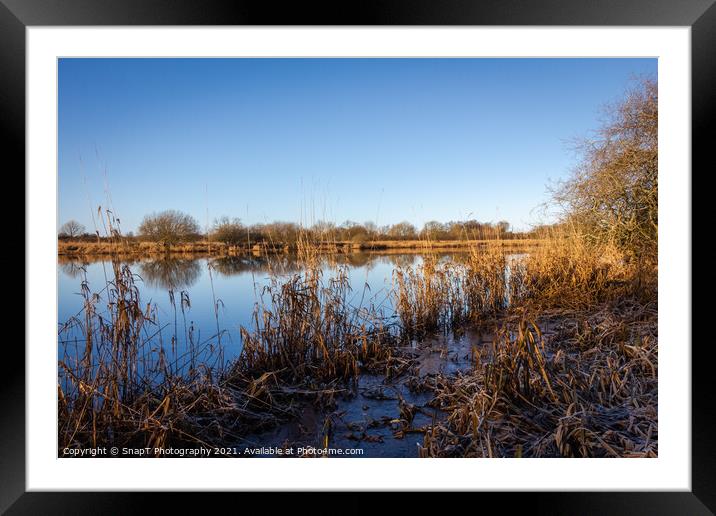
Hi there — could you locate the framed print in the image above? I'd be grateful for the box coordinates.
[4,0,711,511]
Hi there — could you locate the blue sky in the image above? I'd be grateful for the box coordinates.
[58,58,656,233]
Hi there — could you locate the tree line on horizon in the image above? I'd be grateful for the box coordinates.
[58,214,543,245]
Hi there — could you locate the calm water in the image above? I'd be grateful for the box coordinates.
[58,252,462,370]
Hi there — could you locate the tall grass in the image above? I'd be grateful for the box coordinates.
[508,231,649,309]
[393,244,509,337]
[237,262,397,383]
[393,230,653,333]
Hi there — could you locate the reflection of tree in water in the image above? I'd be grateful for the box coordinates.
[60,260,89,279]
[210,252,452,277]
[61,252,465,289]
[139,258,202,290]
[210,253,418,277]
[209,255,304,277]
[340,253,374,269]
[386,254,419,268]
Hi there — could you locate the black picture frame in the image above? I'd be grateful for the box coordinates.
[4,0,710,512]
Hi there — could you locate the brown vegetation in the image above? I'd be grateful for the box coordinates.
[392,237,658,457]
[58,255,400,453]
[58,238,545,257]
[551,77,657,261]
[420,301,657,458]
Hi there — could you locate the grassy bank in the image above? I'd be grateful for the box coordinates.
[58,238,545,258]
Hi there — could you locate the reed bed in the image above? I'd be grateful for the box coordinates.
[393,239,651,333]
[507,237,651,309]
[58,256,400,454]
[418,301,657,457]
[389,238,657,457]
[393,245,509,337]
[58,240,243,257]
[393,256,467,337]
[57,260,251,452]
[237,263,398,383]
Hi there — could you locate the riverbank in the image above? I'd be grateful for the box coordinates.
[58,238,546,258]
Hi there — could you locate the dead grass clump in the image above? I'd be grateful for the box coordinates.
[419,300,657,458]
[58,261,224,452]
[393,245,509,338]
[58,249,297,454]
[393,236,652,335]
[393,257,465,338]
[237,263,397,384]
[462,244,508,315]
[509,236,650,310]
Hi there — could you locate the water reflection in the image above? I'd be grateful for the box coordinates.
[59,251,462,286]
[59,260,89,280]
[387,254,419,268]
[206,252,426,277]
[208,255,304,277]
[138,258,202,290]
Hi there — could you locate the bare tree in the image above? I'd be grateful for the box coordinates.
[363,221,378,236]
[138,210,201,244]
[421,221,446,240]
[388,221,417,240]
[311,220,337,240]
[210,216,245,245]
[59,220,86,238]
[551,77,657,259]
[496,220,511,235]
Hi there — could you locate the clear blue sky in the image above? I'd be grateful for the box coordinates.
[58,58,656,233]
